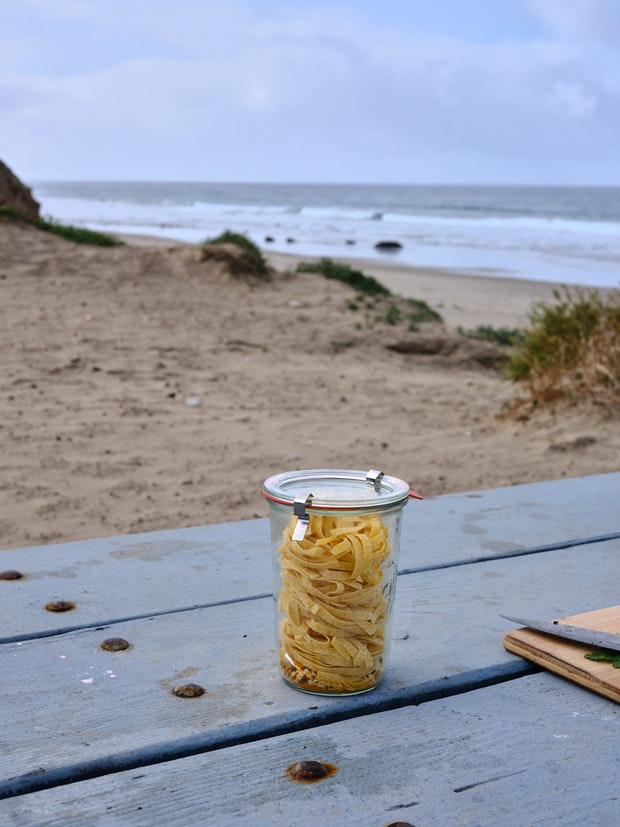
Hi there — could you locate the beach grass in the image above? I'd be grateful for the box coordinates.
[459,324,525,347]
[202,230,270,279]
[0,206,124,246]
[380,300,443,330]
[404,297,443,329]
[507,287,620,412]
[296,257,391,296]
[297,257,443,329]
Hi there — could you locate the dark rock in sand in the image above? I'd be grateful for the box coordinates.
[549,435,597,452]
[0,159,40,220]
[328,335,358,354]
[264,235,274,243]
[286,237,296,244]
[375,240,402,251]
[387,332,458,356]
[386,331,507,369]
[346,239,356,245]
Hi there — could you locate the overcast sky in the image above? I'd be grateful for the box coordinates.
[1,0,619,185]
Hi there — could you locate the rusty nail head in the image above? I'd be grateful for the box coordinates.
[45,600,76,612]
[172,683,205,698]
[287,761,336,782]
[101,637,130,651]
[0,570,23,580]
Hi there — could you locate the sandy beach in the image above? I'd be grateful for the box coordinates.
[1,218,618,552]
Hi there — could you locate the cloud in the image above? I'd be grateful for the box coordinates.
[527,0,620,47]
[1,1,619,182]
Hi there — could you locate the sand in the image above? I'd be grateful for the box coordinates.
[1,218,618,552]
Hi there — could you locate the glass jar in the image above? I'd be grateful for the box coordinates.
[263,469,416,695]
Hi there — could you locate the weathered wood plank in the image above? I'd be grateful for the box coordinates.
[1,538,617,798]
[0,520,272,643]
[404,470,620,571]
[1,473,618,643]
[1,672,617,826]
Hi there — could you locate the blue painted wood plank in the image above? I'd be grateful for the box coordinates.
[1,672,617,826]
[0,538,617,798]
[1,473,618,643]
[0,520,272,643]
[404,470,620,571]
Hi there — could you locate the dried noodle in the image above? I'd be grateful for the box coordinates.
[278,512,390,692]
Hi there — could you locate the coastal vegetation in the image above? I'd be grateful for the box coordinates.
[296,257,390,296]
[202,230,270,279]
[458,324,524,347]
[0,205,124,246]
[380,299,443,330]
[403,297,444,329]
[297,257,443,330]
[506,287,620,413]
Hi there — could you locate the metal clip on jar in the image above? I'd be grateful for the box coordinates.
[263,469,420,695]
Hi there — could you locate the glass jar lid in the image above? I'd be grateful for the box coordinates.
[262,468,412,512]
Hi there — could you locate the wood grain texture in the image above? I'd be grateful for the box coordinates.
[402,470,620,571]
[1,672,617,826]
[1,472,619,643]
[0,520,272,643]
[1,538,618,797]
[504,605,620,703]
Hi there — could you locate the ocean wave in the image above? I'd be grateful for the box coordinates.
[300,205,383,221]
[381,211,620,237]
[192,200,293,215]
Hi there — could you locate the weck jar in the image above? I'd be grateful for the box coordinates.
[263,468,418,695]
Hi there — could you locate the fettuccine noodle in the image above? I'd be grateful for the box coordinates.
[278,512,391,693]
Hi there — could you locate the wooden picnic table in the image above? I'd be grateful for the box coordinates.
[1,472,618,826]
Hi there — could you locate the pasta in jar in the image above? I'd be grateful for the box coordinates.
[277,512,393,693]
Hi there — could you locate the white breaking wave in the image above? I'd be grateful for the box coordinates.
[300,205,383,221]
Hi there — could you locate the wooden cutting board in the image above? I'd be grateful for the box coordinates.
[503,605,620,704]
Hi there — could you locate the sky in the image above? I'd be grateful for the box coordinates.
[1,0,619,185]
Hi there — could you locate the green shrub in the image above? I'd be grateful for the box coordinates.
[296,258,390,296]
[506,287,620,411]
[459,324,524,347]
[202,230,269,278]
[0,206,124,246]
[296,257,443,329]
[384,304,402,325]
[406,298,443,329]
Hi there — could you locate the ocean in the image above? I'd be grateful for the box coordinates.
[31,182,620,288]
